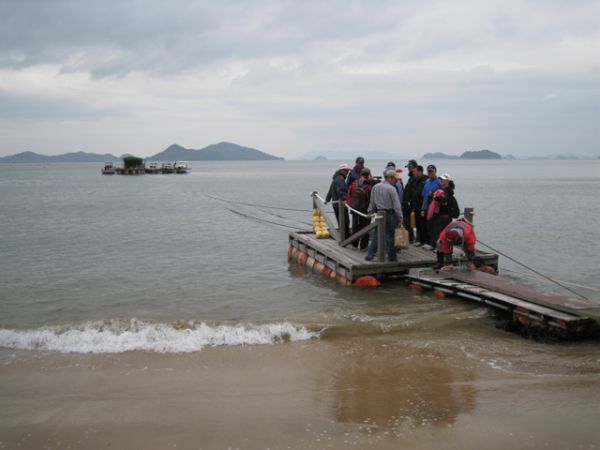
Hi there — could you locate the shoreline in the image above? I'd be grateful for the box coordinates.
[2,336,599,449]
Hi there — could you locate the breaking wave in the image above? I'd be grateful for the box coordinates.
[0,319,320,354]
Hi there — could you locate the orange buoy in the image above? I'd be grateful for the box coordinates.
[336,274,351,285]
[353,276,381,287]
[322,267,333,277]
[313,262,325,273]
[305,256,315,270]
[478,265,497,275]
[287,246,293,260]
[433,289,446,299]
[297,252,307,265]
[329,268,337,279]
[408,282,422,290]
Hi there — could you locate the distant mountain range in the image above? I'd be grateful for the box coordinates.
[0,151,120,163]
[0,142,283,163]
[1,145,596,163]
[149,142,283,161]
[422,149,502,160]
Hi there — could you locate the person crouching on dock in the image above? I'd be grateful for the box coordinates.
[434,220,477,272]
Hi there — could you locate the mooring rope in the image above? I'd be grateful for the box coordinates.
[224,207,312,231]
[206,194,312,212]
[500,267,600,293]
[477,239,590,301]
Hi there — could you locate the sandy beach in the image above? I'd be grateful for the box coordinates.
[2,333,599,450]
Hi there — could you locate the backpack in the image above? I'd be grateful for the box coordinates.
[350,178,369,211]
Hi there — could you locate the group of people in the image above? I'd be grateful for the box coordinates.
[326,156,476,270]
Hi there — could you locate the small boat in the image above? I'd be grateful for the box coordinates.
[161,162,175,174]
[146,161,161,174]
[101,162,116,175]
[175,161,191,174]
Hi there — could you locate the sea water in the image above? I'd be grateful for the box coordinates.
[0,160,599,355]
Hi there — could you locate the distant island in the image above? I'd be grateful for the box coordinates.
[300,150,398,161]
[149,142,283,161]
[422,149,502,160]
[0,142,283,163]
[461,149,502,159]
[421,152,460,160]
[0,151,120,163]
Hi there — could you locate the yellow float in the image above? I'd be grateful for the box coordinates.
[311,209,330,239]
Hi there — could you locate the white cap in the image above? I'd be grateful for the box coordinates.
[440,173,451,181]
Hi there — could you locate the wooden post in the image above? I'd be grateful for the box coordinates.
[377,212,386,262]
[339,199,346,243]
[464,207,474,224]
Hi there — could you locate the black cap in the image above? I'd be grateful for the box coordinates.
[427,164,437,172]
[386,161,396,167]
[355,156,365,164]
[405,159,417,168]
[360,167,371,176]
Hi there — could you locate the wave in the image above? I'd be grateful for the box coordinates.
[0,319,320,354]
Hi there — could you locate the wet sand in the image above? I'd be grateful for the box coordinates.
[1,335,599,449]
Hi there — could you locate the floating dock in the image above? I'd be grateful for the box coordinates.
[289,230,498,283]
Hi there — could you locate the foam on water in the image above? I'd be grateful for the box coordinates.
[0,319,319,354]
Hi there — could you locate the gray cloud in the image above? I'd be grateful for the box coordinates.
[0,0,598,157]
[0,0,406,76]
[0,91,122,120]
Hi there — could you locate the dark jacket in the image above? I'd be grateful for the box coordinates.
[326,170,348,202]
[438,187,460,219]
[406,175,425,210]
[345,166,361,188]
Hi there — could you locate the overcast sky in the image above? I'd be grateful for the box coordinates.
[0,0,598,158]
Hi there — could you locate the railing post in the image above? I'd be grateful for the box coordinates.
[339,199,346,243]
[377,212,386,262]
[464,207,474,224]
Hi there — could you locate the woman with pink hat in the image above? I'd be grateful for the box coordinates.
[430,173,460,245]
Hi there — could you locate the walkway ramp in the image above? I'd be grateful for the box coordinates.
[404,269,600,338]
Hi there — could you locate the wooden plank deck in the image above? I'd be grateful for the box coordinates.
[289,230,499,282]
[442,270,600,322]
[404,269,599,338]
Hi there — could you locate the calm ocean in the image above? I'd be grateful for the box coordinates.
[0,159,599,356]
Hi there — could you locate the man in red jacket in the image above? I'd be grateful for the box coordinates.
[434,220,477,272]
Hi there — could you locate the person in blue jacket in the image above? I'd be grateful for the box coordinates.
[421,164,442,249]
